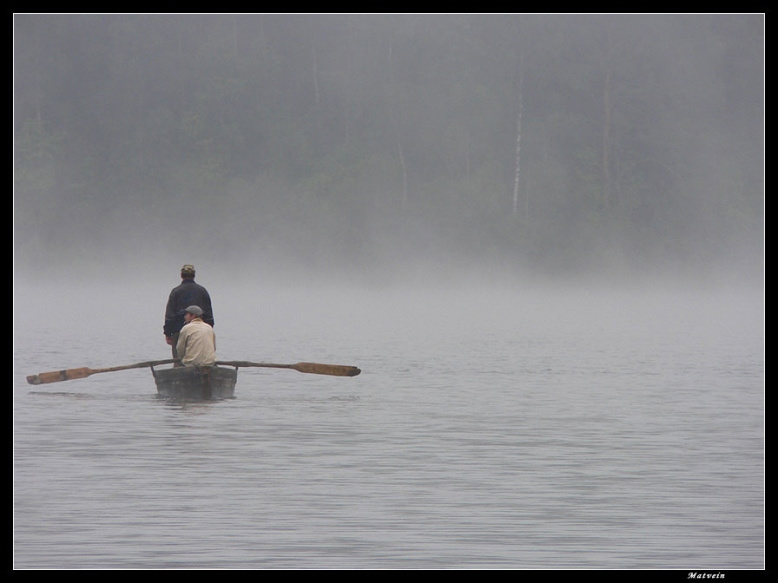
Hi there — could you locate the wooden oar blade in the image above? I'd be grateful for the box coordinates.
[26,367,93,385]
[26,359,176,386]
[292,362,361,377]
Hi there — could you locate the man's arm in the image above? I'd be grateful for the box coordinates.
[176,328,187,360]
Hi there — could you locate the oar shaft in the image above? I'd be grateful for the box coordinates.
[216,361,361,377]
[93,359,177,373]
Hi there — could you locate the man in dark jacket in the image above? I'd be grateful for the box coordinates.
[163,264,215,361]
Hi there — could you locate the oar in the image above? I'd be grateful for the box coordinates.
[217,361,361,377]
[26,359,177,385]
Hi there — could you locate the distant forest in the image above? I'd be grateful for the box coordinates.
[14,14,764,281]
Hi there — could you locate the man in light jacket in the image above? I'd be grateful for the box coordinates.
[176,305,217,367]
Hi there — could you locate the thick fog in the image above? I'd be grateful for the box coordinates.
[13,14,764,300]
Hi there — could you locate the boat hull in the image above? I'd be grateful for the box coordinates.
[152,365,237,400]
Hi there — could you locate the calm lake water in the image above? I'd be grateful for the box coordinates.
[13,280,764,569]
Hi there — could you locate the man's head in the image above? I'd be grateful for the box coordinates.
[180,264,196,279]
[184,305,203,323]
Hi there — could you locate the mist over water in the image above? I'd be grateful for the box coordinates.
[14,267,764,367]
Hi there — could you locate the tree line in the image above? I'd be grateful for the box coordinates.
[14,14,764,280]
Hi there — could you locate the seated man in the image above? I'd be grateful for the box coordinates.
[176,305,217,367]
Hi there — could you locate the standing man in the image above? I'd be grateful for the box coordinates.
[164,264,214,361]
[176,305,217,366]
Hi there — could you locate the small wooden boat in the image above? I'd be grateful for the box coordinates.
[151,364,238,400]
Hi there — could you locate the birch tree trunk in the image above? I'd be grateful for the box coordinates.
[398,140,409,211]
[600,18,618,209]
[512,58,524,217]
[602,62,613,208]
